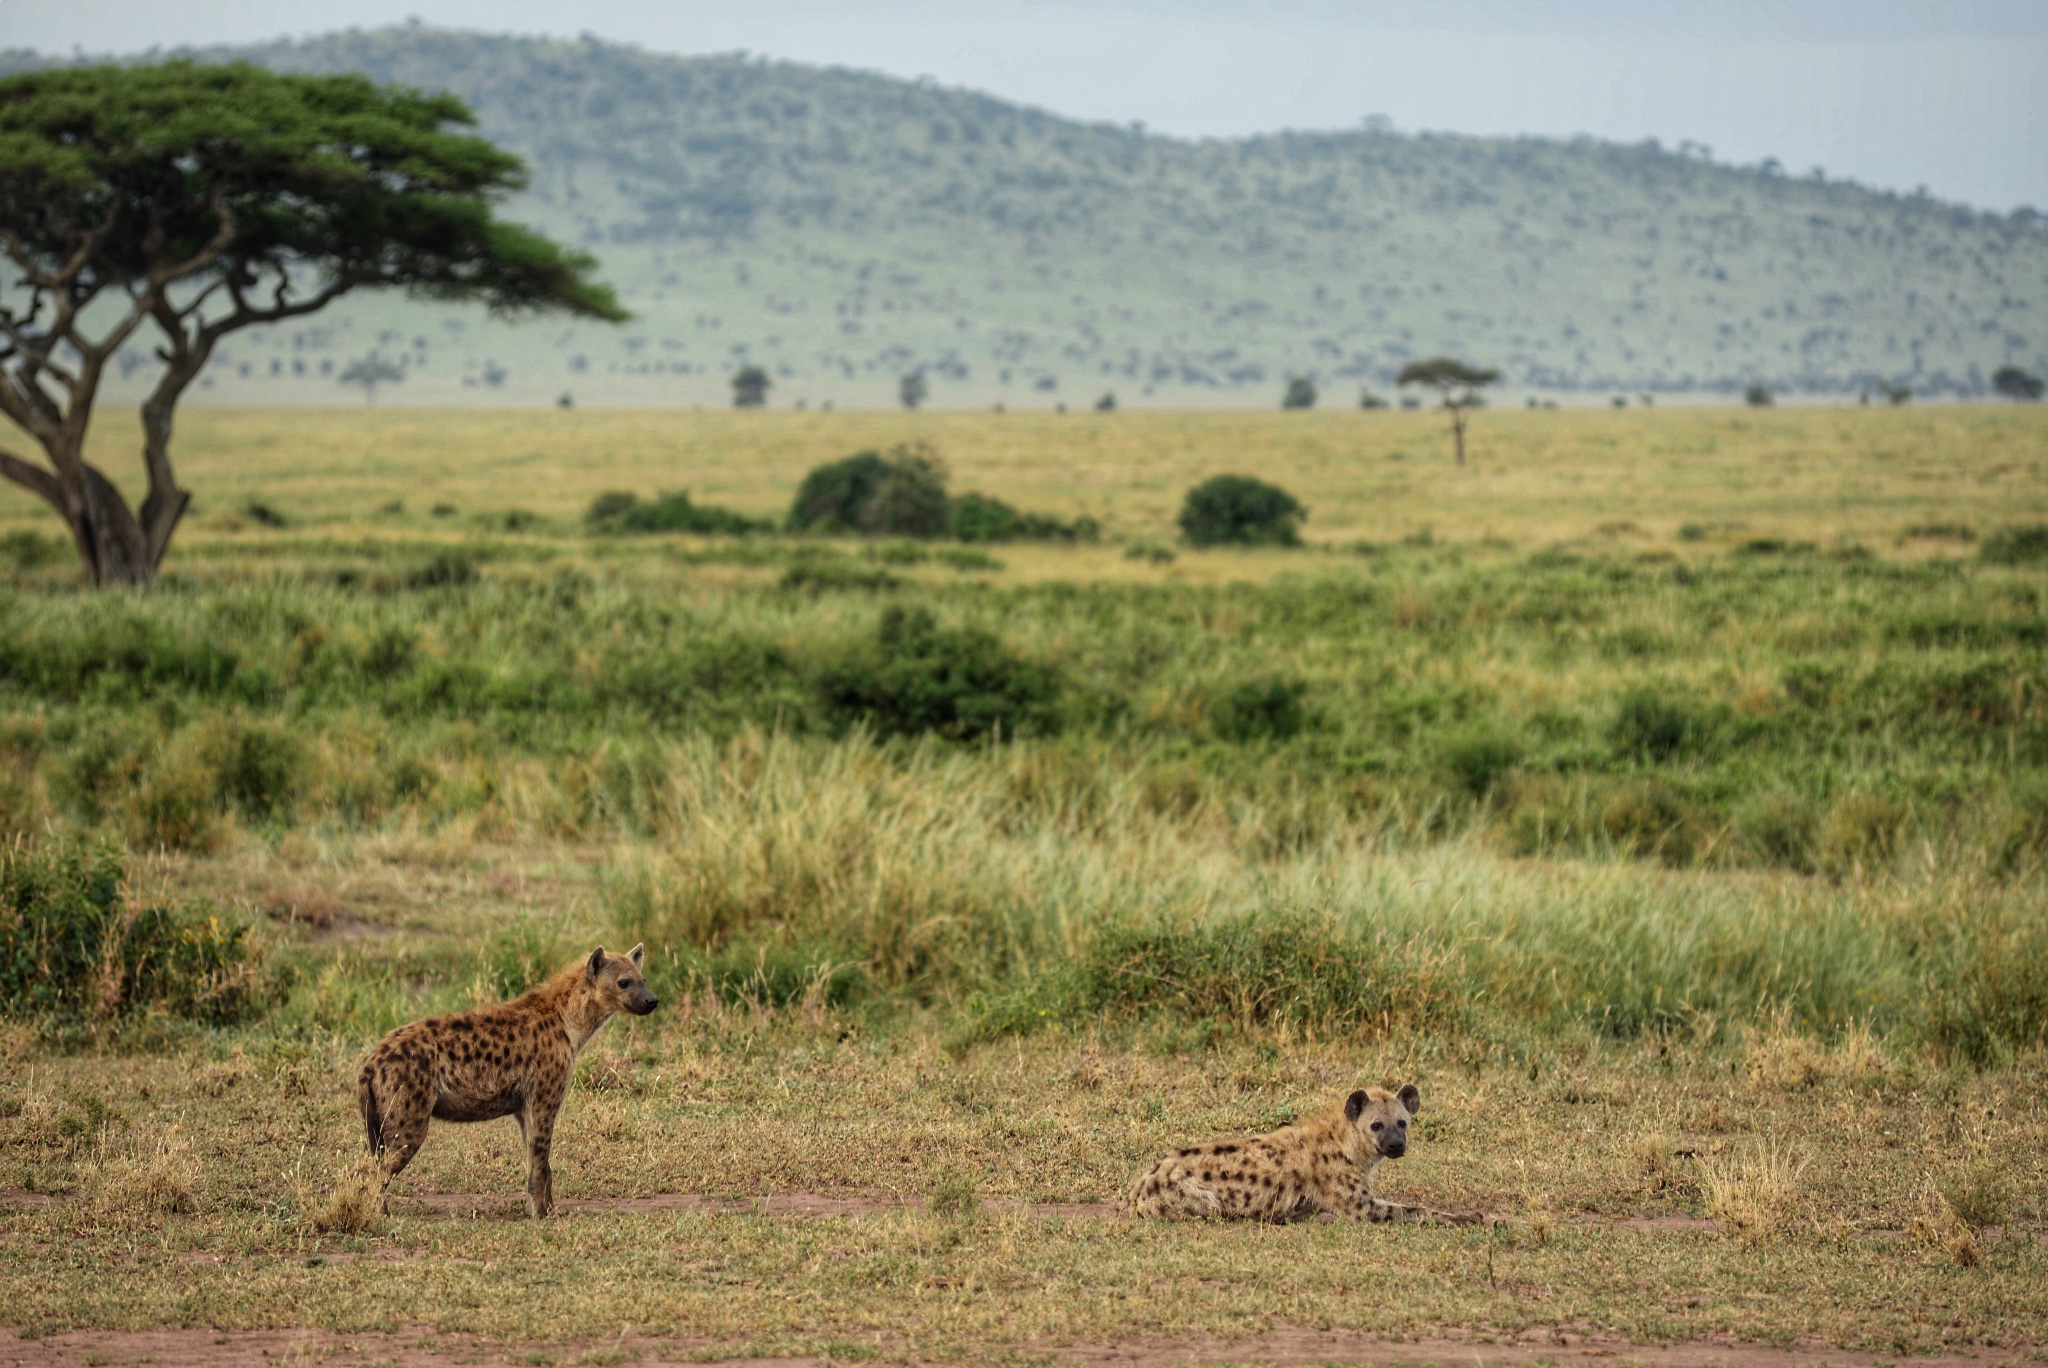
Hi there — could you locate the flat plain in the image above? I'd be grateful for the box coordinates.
[0,404,2044,1366]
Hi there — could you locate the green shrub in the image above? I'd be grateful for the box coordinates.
[1211,676,1310,742]
[1177,475,1306,547]
[1737,791,1819,870]
[950,493,1099,544]
[587,491,764,535]
[1980,524,2048,566]
[0,841,275,1028]
[1442,728,1521,797]
[241,500,289,529]
[403,550,476,590]
[0,528,64,572]
[789,446,950,537]
[132,757,218,852]
[779,560,901,594]
[814,606,1063,741]
[1611,691,1709,763]
[202,718,308,822]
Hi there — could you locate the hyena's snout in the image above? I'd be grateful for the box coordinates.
[627,984,659,1015]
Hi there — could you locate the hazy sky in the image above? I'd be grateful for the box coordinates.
[4,0,2043,211]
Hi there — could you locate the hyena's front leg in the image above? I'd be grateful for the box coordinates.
[1341,1181,1478,1224]
[521,1084,565,1218]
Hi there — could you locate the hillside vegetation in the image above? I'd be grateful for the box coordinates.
[4,28,2044,408]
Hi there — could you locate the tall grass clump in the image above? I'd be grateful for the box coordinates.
[0,840,277,1032]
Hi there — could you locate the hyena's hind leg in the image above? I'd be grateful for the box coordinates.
[359,1067,432,1210]
[1127,1162,1222,1220]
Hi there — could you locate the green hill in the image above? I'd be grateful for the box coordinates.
[7,27,2045,408]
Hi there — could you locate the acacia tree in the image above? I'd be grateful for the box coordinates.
[1396,357,1499,465]
[0,62,626,586]
[1992,365,2043,401]
[338,352,406,405]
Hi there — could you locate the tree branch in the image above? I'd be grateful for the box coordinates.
[0,444,64,510]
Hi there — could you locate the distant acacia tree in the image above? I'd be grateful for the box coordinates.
[1744,384,1774,408]
[731,365,771,408]
[1876,379,1911,406]
[1396,357,1499,465]
[900,369,929,411]
[1281,376,1317,410]
[1993,365,2044,401]
[339,353,406,405]
[1358,389,1388,410]
[0,62,625,587]
[1095,391,1116,412]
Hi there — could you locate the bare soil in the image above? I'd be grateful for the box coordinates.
[4,1326,2043,1368]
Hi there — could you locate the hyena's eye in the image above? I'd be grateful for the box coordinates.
[1370,1121,1383,1131]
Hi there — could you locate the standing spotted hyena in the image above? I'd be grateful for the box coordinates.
[357,944,658,1217]
[1124,1084,1479,1224]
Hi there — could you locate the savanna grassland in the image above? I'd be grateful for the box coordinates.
[0,404,2045,1366]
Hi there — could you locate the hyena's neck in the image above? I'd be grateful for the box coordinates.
[529,970,612,1054]
[562,1002,613,1054]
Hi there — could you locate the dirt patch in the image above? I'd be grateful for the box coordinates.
[1043,1329,2045,1367]
[390,1189,1118,1220]
[3,1327,2041,1368]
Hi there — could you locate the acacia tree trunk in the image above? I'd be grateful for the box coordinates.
[1450,405,1468,466]
[0,346,203,588]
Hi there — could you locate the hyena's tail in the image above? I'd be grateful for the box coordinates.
[358,1066,383,1157]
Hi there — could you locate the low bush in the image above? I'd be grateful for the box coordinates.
[402,550,476,590]
[0,841,276,1029]
[1980,524,2048,566]
[779,560,901,594]
[950,493,1099,544]
[586,491,764,535]
[814,607,1063,741]
[1210,676,1310,742]
[1177,475,1306,547]
[1441,728,1521,797]
[789,446,950,537]
[1611,691,1712,763]
[0,528,65,572]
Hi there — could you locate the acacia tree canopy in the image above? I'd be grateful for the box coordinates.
[0,61,628,585]
[1396,356,1499,465]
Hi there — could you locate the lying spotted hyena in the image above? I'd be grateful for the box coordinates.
[357,945,658,1217]
[1124,1084,1480,1224]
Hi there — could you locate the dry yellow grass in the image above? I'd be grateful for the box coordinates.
[5,405,2045,566]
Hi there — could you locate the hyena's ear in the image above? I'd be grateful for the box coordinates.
[627,943,645,967]
[1398,1083,1421,1115]
[1344,1089,1369,1123]
[587,947,607,980]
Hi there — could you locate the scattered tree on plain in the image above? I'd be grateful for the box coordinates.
[1745,384,1774,407]
[1095,391,1116,412]
[900,369,928,411]
[339,354,406,405]
[0,62,625,587]
[1281,376,1317,410]
[1993,365,2044,401]
[731,365,771,408]
[1396,357,1499,465]
[1876,379,1911,406]
[1358,389,1388,410]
